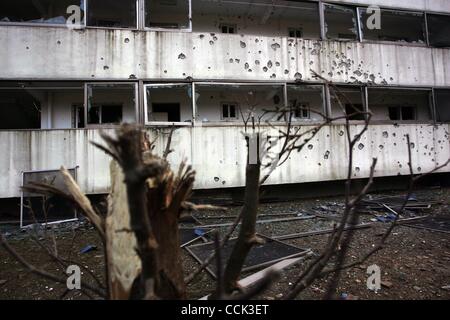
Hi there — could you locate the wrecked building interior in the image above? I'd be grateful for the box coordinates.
[0,0,450,302]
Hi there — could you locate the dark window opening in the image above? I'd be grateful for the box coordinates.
[427,14,450,47]
[152,103,181,122]
[87,104,123,124]
[221,103,238,119]
[388,106,416,121]
[88,0,136,28]
[288,28,303,38]
[145,0,190,29]
[360,8,425,44]
[345,104,365,120]
[0,0,84,25]
[220,23,236,34]
[324,4,358,40]
[435,89,450,122]
[0,90,41,129]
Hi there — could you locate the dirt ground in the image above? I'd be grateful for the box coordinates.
[1,187,449,300]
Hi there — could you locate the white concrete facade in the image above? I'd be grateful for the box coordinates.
[0,0,449,198]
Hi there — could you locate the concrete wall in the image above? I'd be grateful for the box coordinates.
[0,124,448,198]
[1,26,449,87]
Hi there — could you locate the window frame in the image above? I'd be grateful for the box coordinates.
[84,82,138,128]
[357,6,427,46]
[220,101,239,120]
[143,82,194,126]
[0,0,87,28]
[143,0,192,32]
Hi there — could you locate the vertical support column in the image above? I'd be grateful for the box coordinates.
[319,1,326,40]
[192,82,197,126]
[324,84,332,118]
[138,80,145,125]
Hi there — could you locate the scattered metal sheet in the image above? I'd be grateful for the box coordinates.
[179,228,210,247]
[20,167,79,228]
[183,215,316,229]
[272,223,372,241]
[401,216,450,234]
[185,234,310,278]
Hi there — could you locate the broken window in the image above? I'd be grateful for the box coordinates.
[324,4,358,40]
[359,8,425,44]
[330,86,365,120]
[287,85,325,122]
[145,84,193,124]
[86,83,137,126]
[88,0,137,28]
[435,89,450,122]
[145,0,191,30]
[195,83,284,123]
[427,14,450,48]
[367,88,432,122]
[192,0,320,38]
[220,23,236,34]
[0,0,84,26]
[0,82,84,130]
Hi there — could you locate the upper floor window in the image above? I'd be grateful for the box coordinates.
[288,28,303,38]
[87,0,137,28]
[220,23,236,34]
[324,4,358,40]
[435,89,450,122]
[221,102,238,120]
[0,0,84,26]
[145,0,191,30]
[427,14,450,48]
[359,8,426,44]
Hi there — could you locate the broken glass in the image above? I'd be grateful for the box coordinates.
[0,0,84,25]
[359,8,425,44]
[324,4,358,40]
[87,0,136,28]
[145,84,193,123]
[86,83,136,126]
[145,0,190,29]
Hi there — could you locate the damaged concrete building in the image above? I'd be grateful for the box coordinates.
[0,0,450,201]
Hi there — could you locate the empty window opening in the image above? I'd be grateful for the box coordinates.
[0,82,84,130]
[359,8,425,44]
[145,84,193,124]
[192,0,320,38]
[86,83,136,126]
[145,0,190,29]
[345,104,365,120]
[220,23,236,34]
[427,14,450,48]
[195,83,284,123]
[0,0,84,25]
[324,4,358,40]
[287,85,325,121]
[221,102,238,120]
[388,106,416,121]
[288,28,303,38]
[435,89,450,122]
[368,88,431,122]
[330,86,364,119]
[88,0,137,28]
[152,103,181,122]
